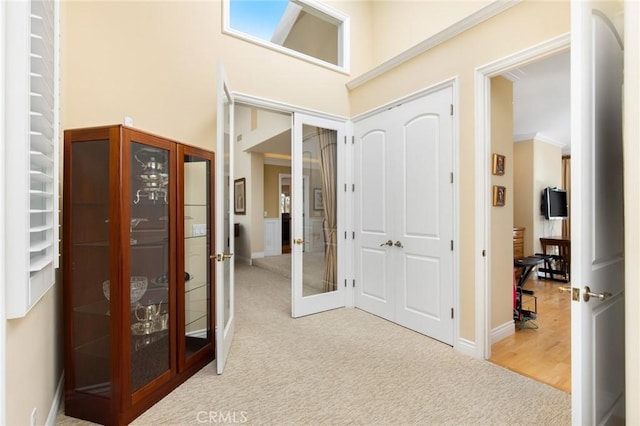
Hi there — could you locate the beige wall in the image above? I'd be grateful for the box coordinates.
[264,165,292,218]
[370,0,492,65]
[349,0,570,340]
[514,138,562,255]
[6,281,63,426]
[533,140,562,253]
[514,141,535,255]
[59,1,368,149]
[490,76,514,330]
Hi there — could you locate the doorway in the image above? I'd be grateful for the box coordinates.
[231,101,347,317]
[487,51,572,393]
[279,174,291,254]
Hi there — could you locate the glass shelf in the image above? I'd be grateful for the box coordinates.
[185,280,207,293]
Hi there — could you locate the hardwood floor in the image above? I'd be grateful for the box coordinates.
[490,274,571,393]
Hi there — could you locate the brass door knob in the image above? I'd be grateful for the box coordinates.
[294,238,305,245]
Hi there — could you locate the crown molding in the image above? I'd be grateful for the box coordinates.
[514,132,568,148]
[346,0,522,90]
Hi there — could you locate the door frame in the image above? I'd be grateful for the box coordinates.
[278,173,310,254]
[232,92,352,308]
[473,33,571,361]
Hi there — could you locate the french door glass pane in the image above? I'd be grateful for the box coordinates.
[302,125,337,297]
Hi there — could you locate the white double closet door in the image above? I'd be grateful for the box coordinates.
[354,86,454,345]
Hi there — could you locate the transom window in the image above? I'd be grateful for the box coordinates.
[223,0,350,73]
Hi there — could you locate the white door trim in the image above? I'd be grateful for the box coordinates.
[473,33,570,360]
[233,92,349,123]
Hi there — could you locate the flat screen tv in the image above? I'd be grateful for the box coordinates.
[541,187,568,219]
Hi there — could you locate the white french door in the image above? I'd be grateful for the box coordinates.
[291,113,346,318]
[215,63,235,374]
[354,86,454,344]
[570,1,625,423]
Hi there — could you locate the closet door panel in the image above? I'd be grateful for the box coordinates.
[394,88,454,345]
[354,117,395,321]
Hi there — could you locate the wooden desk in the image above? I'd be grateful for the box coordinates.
[538,237,571,282]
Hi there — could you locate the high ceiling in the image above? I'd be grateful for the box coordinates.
[507,51,571,153]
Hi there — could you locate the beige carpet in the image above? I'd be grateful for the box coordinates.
[252,252,325,295]
[57,263,571,425]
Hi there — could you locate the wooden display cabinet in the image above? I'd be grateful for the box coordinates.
[63,125,215,425]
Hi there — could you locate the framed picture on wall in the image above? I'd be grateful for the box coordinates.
[493,185,506,206]
[492,153,506,175]
[234,178,246,214]
[313,188,324,211]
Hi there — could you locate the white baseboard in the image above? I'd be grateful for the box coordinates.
[251,252,264,259]
[456,337,478,358]
[491,320,515,344]
[46,373,64,426]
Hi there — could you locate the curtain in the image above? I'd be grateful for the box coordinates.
[562,156,571,239]
[318,128,337,292]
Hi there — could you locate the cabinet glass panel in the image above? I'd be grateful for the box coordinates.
[71,139,111,396]
[129,142,170,392]
[184,154,212,356]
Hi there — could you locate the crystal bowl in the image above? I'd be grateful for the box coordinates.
[102,276,148,304]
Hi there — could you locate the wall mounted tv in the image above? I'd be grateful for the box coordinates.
[541,187,568,219]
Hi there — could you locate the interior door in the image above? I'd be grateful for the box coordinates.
[215,63,235,374]
[353,87,454,345]
[393,90,454,345]
[353,113,395,321]
[570,1,625,423]
[291,113,346,317]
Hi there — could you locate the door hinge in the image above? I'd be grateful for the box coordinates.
[450,240,454,251]
[352,184,355,192]
[352,231,355,240]
[450,172,454,183]
[352,136,355,144]
[344,279,347,288]
[451,308,454,319]
[344,183,347,192]
[482,249,486,257]
[352,279,355,288]
[344,231,347,239]
[344,136,347,145]
[450,104,454,116]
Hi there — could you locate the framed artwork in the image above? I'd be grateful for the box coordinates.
[234,178,246,214]
[493,185,506,207]
[492,153,506,175]
[313,188,324,211]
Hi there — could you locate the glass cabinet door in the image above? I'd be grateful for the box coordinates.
[69,137,112,398]
[127,136,174,393]
[179,146,214,370]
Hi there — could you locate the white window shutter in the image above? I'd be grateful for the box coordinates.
[5,0,59,318]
